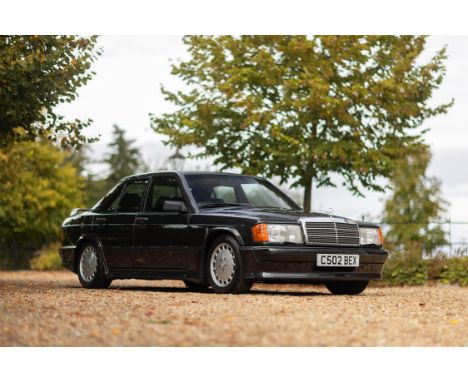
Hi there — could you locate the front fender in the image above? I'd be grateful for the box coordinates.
[74,235,110,276]
[196,226,246,282]
[207,226,245,246]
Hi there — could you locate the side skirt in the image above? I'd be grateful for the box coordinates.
[108,268,201,282]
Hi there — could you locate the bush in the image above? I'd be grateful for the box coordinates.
[30,243,62,271]
[0,246,33,269]
[382,253,430,285]
[0,141,84,268]
[382,246,468,286]
[439,257,468,287]
[427,252,448,281]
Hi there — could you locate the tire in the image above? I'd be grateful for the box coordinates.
[325,280,369,295]
[207,234,253,294]
[77,243,111,289]
[183,280,210,291]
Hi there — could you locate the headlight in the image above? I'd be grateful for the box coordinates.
[360,227,383,246]
[252,223,304,244]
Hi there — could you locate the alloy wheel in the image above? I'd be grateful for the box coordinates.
[210,243,236,287]
[79,245,98,282]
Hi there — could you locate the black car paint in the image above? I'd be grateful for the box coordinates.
[60,171,388,284]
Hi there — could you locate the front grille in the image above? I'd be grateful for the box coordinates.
[302,217,360,247]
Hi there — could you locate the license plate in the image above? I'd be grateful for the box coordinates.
[317,254,359,267]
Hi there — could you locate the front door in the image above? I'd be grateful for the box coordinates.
[133,175,194,270]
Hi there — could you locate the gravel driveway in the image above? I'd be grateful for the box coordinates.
[0,271,466,346]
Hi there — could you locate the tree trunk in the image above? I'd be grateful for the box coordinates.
[303,176,313,213]
[304,123,316,213]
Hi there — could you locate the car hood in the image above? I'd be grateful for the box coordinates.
[199,207,357,224]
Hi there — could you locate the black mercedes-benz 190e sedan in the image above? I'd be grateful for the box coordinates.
[60,172,388,295]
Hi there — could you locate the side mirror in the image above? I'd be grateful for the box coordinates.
[162,200,188,213]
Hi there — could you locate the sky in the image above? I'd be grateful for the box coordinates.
[56,35,468,242]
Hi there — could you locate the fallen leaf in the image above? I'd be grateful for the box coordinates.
[147,319,173,325]
[184,318,201,326]
[111,327,121,335]
[90,330,100,337]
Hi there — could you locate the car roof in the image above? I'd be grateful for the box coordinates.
[180,171,247,176]
[122,171,257,181]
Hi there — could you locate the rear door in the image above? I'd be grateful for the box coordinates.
[93,178,149,268]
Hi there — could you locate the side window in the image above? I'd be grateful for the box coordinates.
[117,179,148,213]
[94,183,125,213]
[145,176,184,212]
[107,193,121,212]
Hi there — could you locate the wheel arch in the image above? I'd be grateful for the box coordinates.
[199,227,244,282]
[74,235,109,276]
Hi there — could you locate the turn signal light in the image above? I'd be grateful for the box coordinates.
[378,228,384,246]
[252,223,269,242]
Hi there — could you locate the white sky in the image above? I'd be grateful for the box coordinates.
[56,35,468,241]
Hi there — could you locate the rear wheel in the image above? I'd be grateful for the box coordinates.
[207,235,252,294]
[77,243,111,289]
[325,280,369,295]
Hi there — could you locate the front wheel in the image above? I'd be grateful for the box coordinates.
[77,243,111,289]
[207,235,253,294]
[325,280,369,295]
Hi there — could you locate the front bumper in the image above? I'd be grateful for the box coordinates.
[59,246,75,272]
[240,245,388,282]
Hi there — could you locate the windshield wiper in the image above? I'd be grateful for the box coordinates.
[198,201,253,209]
[253,206,294,211]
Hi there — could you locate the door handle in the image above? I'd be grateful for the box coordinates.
[135,217,149,224]
[95,217,107,224]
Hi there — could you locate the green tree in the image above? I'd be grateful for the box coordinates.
[0,141,84,268]
[0,35,100,147]
[104,124,147,187]
[382,147,448,256]
[65,145,89,177]
[65,145,107,207]
[152,36,452,211]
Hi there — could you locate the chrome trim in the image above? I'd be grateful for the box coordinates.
[333,217,339,244]
[252,272,381,280]
[299,216,360,247]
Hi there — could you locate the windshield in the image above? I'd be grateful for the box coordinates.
[184,174,300,211]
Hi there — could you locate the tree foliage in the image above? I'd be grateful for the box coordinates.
[63,125,148,209]
[382,147,448,255]
[65,144,107,207]
[0,35,100,147]
[104,124,147,187]
[152,35,452,211]
[0,141,84,267]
